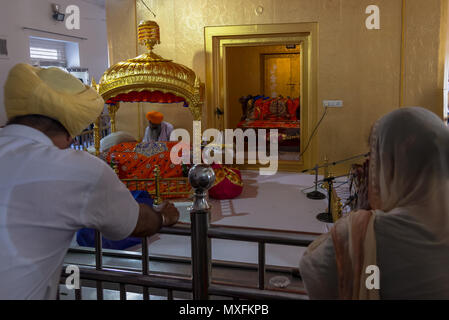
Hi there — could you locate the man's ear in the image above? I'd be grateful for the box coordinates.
[66,134,74,148]
[51,133,73,149]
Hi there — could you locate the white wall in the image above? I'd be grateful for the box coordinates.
[0,0,108,125]
[66,41,80,67]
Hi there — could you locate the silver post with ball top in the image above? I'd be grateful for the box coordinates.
[188,164,215,300]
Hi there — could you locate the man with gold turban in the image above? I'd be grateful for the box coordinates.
[0,64,179,300]
[142,110,174,143]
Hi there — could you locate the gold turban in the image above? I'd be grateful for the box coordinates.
[4,63,104,137]
[146,111,163,124]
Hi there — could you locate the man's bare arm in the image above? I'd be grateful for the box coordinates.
[130,202,180,237]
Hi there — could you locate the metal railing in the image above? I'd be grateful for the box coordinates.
[71,116,110,151]
[60,164,318,300]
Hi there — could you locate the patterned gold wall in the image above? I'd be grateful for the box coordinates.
[106,0,448,173]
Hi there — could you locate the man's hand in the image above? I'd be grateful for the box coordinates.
[130,201,179,237]
[154,201,180,227]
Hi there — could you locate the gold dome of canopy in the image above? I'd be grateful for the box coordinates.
[98,21,202,120]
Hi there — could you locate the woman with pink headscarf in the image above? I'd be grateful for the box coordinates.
[299,107,449,299]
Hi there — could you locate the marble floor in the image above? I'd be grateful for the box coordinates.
[64,170,351,299]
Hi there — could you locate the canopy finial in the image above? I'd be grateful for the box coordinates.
[138,20,161,52]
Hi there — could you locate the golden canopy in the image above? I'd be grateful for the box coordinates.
[98,20,203,121]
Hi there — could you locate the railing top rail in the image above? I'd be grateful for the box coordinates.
[62,264,193,292]
[208,225,319,246]
[208,283,308,300]
[159,223,320,246]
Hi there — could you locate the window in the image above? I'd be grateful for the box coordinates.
[29,37,68,68]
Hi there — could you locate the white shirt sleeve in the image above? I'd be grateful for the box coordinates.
[81,162,140,240]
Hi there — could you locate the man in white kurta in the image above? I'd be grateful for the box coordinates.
[0,64,179,299]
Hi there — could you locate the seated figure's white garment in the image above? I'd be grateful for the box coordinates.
[100,131,136,152]
[87,131,137,154]
[300,208,449,299]
[142,121,174,143]
[0,125,139,300]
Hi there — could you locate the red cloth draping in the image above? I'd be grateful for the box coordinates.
[106,90,187,106]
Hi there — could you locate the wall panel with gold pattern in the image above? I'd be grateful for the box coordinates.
[106,0,448,174]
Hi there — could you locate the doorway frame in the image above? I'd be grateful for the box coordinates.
[204,23,318,172]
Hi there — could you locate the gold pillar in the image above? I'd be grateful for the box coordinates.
[94,116,101,157]
[153,165,162,205]
[323,156,329,181]
[138,102,142,140]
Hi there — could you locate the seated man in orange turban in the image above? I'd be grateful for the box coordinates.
[142,111,174,143]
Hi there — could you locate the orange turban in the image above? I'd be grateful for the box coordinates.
[146,111,163,124]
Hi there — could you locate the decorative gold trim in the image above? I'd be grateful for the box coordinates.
[137,102,142,140]
[153,165,162,205]
[97,4,194,202]
[331,184,343,222]
[122,176,192,199]
[99,20,204,122]
[133,0,138,56]
[94,117,101,157]
[100,80,202,109]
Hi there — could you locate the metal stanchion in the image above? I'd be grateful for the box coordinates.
[94,230,103,300]
[306,164,326,200]
[316,176,335,223]
[188,164,215,300]
[153,165,162,205]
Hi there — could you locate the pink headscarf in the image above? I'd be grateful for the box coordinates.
[318,107,449,299]
[369,107,449,243]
